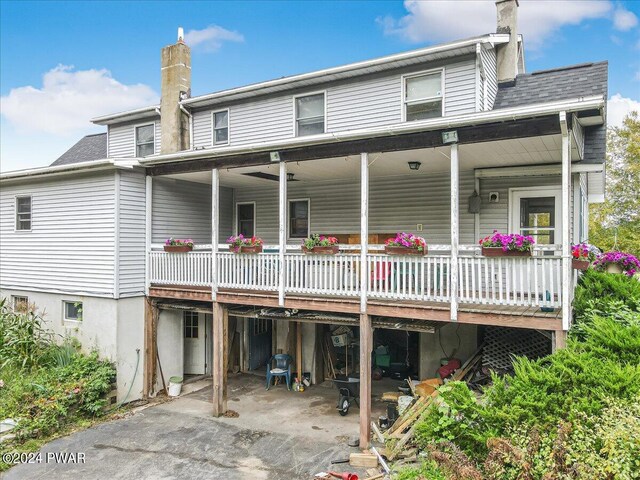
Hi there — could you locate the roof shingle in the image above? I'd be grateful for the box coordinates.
[50,133,107,166]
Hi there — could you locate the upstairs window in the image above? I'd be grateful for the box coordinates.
[289,199,310,238]
[213,110,229,145]
[15,195,31,230]
[404,71,443,121]
[295,93,325,136]
[135,124,155,157]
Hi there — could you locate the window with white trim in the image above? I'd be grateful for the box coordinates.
[295,93,325,136]
[15,196,31,230]
[289,200,309,238]
[404,71,443,121]
[12,295,29,313]
[213,110,229,144]
[135,124,154,157]
[64,301,83,322]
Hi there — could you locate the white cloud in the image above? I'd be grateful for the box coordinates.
[184,25,244,52]
[0,64,158,135]
[379,0,613,50]
[613,6,638,31]
[607,94,640,127]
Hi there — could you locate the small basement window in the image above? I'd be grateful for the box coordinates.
[213,110,229,145]
[295,93,325,136]
[135,124,155,157]
[289,199,310,238]
[404,71,443,121]
[15,195,31,230]
[64,301,83,322]
[12,295,29,313]
[184,311,199,338]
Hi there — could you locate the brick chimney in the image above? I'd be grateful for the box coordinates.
[160,28,191,154]
[495,0,519,84]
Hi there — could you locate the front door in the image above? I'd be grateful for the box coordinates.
[184,311,205,375]
[248,318,272,371]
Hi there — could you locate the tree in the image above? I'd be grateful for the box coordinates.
[589,111,640,256]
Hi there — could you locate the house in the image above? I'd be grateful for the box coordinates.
[0,0,607,447]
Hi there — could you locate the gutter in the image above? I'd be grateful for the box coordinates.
[0,158,140,182]
[140,95,605,166]
[179,104,194,150]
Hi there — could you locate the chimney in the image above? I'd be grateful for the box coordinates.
[160,28,191,154]
[495,0,519,84]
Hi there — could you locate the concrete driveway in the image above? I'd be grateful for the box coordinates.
[4,375,377,480]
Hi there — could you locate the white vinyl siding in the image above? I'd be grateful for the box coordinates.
[107,118,161,158]
[191,57,478,148]
[0,172,116,296]
[480,46,497,110]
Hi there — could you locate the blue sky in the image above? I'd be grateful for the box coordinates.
[1,0,639,172]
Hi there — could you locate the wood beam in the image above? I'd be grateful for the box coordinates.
[212,302,228,416]
[143,298,158,397]
[552,330,567,352]
[359,313,372,449]
[296,322,302,381]
[148,116,561,176]
[278,161,287,306]
[450,143,459,322]
[360,152,369,314]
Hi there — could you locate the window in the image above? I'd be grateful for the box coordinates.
[184,311,199,339]
[135,124,155,157]
[15,196,31,230]
[12,296,29,313]
[519,197,556,245]
[236,203,255,237]
[289,199,309,239]
[64,301,83,322]
[213,110,229,144]
[404,71,443,121]
[295,93,325,136]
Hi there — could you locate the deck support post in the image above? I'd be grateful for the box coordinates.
[360,152,369,313]
[144,175,152,295]
[212,301,228,416]
[560,112,572,331]
[278,161,287,306]
[143,297,158,397]
[212,168,219,301]
[359,313,372,448]
[450,143,459,321]
[552,329,567,352]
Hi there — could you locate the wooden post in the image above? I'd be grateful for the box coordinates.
[296,322,302,381]
[144,175,152,295]
[278,161,287,306]
[450,143,459,321]
[552,330,567,352]
[359,313,372,448]
[560,112,571,331]
[212,301,227,416]
[360,152,369,313]
[142,298,157,397]
[212,168,219,301]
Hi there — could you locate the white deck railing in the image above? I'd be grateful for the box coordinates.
[149,244,565,309]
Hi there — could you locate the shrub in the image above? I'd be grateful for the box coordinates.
[573,269,640,319]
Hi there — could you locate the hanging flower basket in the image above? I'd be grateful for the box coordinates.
[227,235,264,254]
[593,251,640,276]
[385,245,427,256]
[572,259,590,270]
[164,238,194,253]
[384,232,427,256]
[302,234,339,254]
[481,247,531,257]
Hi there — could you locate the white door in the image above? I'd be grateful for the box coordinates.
[184,312,205,375]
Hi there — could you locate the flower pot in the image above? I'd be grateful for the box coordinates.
[384,245,427,256]
[239,245,263,254]
[572,259,590,270]
[605,263,624,274]
[302,245,339,254]
[164,245,193,253]
[481,247,531,257]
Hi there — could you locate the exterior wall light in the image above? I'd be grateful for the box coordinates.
[408,161,422,171]
[287,173,295,181]
[442,130,459,144]
[270,151,281,162]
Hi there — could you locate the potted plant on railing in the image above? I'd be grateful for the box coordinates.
[302,234,339,254]
[571,243,599,270]
[384,232,427,255]
[593,251,640,276]
[479,230,534,257]
[164,238,194,253]
[227,234,264,253]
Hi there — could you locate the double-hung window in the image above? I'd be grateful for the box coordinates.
[289,200,309,238]
[213,110,229,145]
[135,124,155,157]
[404,71,443,121]
[295,93,325,136]
[15,196,31,230]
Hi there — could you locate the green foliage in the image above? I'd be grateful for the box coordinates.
[395,460,447,480]
[573,269,640,321]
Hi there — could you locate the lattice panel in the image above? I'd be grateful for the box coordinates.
[482,327,551,372]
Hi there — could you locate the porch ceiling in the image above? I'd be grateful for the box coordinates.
[166,133,577,187]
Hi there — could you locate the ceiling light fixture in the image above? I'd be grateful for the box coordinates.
[408,161,422,171]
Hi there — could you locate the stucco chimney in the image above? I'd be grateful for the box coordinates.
[495,0,519,84]
[160,28,191,154]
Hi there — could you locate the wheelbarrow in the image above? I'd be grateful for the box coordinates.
[332,375,360,416]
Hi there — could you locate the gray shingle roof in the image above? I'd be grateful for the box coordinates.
[493,61,608,109]
[50,133,107,166]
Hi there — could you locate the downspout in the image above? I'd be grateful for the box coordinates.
[179,104,194,150]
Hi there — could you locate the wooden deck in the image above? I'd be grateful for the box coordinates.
[149,284,563,330]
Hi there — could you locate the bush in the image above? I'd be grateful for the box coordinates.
[573,269,640,320]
